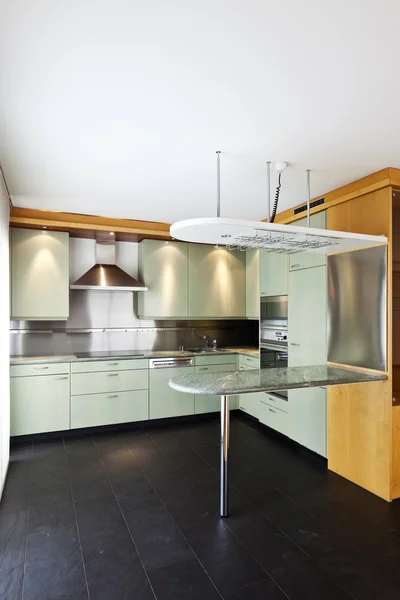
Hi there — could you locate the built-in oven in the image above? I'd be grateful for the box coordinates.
[259,295,288,400]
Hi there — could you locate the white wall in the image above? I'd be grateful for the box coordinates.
[0,177,10,497]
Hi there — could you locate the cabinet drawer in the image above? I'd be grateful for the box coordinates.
[71,359,148,373]
[195,364,236,374]
[71,390,148,429]
[238,355,259,369]
[194,354,237,367]
[71,369,148,396]
[260,392,288,413]
[259,401,288,436]
[10,363,70,377]
[11,374,70,436]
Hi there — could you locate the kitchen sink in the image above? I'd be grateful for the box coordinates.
[186,348,226,353]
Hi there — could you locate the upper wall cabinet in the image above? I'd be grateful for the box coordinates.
[138,240,188,318]
[289,211,327,271]
[188,245,245,318]
[246,249,259,318]
[11,228,69,321]
[260,252,288,297]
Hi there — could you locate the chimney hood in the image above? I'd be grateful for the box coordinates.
[70,241,148,292]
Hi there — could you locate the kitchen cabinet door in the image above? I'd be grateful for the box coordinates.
[289,387,327,457]
[138,240,188,318]
[226,250,246,317]
[149,367,195,419]
[188,245,228,317]
[288,265,327,366]
[260,252,288,297]
[289,211,327,271]
[238,392,262,419]
[11,228,69,320]
[194,363,236,414]
[246,249,259,318]
[11,374,70,436]
[71,390,148,429]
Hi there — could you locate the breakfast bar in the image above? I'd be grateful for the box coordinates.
[169,365,388,517]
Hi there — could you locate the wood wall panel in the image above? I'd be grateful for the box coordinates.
[327,187,394,501]
[328,381,391,500]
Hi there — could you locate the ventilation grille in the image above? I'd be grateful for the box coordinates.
[294,197,325,216]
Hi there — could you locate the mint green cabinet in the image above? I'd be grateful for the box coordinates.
[138,240,188,318]
[71,369,148,396]
[11,373,70,435]
[188,245,227,317]
[11,228,69,320]
[246,249,259,318]
[289,387,327,457]
[71,390,148,429]
[188,245,245,318]
[289,211,327,271]
[227,250,246,317]
[238,393,262,419]
[194,363,236,414]
[288,265,327,367]
[260,252,288,297]
[149,367,195,418]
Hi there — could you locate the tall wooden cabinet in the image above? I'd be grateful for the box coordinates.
[11,228,69,320]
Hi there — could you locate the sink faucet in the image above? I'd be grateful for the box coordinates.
[203,336,218,350]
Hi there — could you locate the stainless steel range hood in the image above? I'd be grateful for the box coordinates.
[70,241,148,292]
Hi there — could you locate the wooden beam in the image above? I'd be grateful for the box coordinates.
[274,168,399,225]
[9,208,172,240]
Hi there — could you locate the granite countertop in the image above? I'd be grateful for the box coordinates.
[10,347,259,365]
[169,365,388,395]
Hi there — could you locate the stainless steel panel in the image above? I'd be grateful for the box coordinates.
[328,246,387,371]
[149,357,193,368]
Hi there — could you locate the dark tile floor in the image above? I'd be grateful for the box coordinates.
[2,413,400,599]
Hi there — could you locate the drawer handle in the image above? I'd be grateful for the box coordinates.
[199,367,209,371]
[106,394,119,399]
[291,263,301,268]
[54,376,68,380]
[107,373,119,377]
[240,406,247,411]
[108,362,119,366]
[34,366,49,370]
[290,343,300,347]
[268,408,277,413]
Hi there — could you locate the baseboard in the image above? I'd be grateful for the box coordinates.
[10,411,240,446]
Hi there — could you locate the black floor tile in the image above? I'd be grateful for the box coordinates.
[0,564,24,600]
[24,525,88,600]
[75,495,130,551]
[69,463,114,502]
[116,482,162,512]
[28,493,75,534]
[244,532,352,600]
[83,539,154,600]
[148,558,221,600]
[224,578,288,600]
[123,504,194,571]
[6,416,400,600]
[0,510,28,572]
[181,516,266,595]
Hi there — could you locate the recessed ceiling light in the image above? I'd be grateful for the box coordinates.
[109,232,115,235]
[42,226,47,229]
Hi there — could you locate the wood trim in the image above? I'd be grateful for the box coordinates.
[327,361,389,376]
[9,208,172,240]
[274,168,398,225]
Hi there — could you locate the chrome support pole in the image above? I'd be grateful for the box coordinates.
[306,169,311,227]
[267,161,271,222]
[216,151,221,218]
[220,394,230,517]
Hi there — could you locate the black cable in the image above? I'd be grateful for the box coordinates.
[270,172,281,223]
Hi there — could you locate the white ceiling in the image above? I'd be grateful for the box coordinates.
[1,0,399,224]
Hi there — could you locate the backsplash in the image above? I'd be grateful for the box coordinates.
[10,290,258,356]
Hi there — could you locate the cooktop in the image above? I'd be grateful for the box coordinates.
[75,350,145,358]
